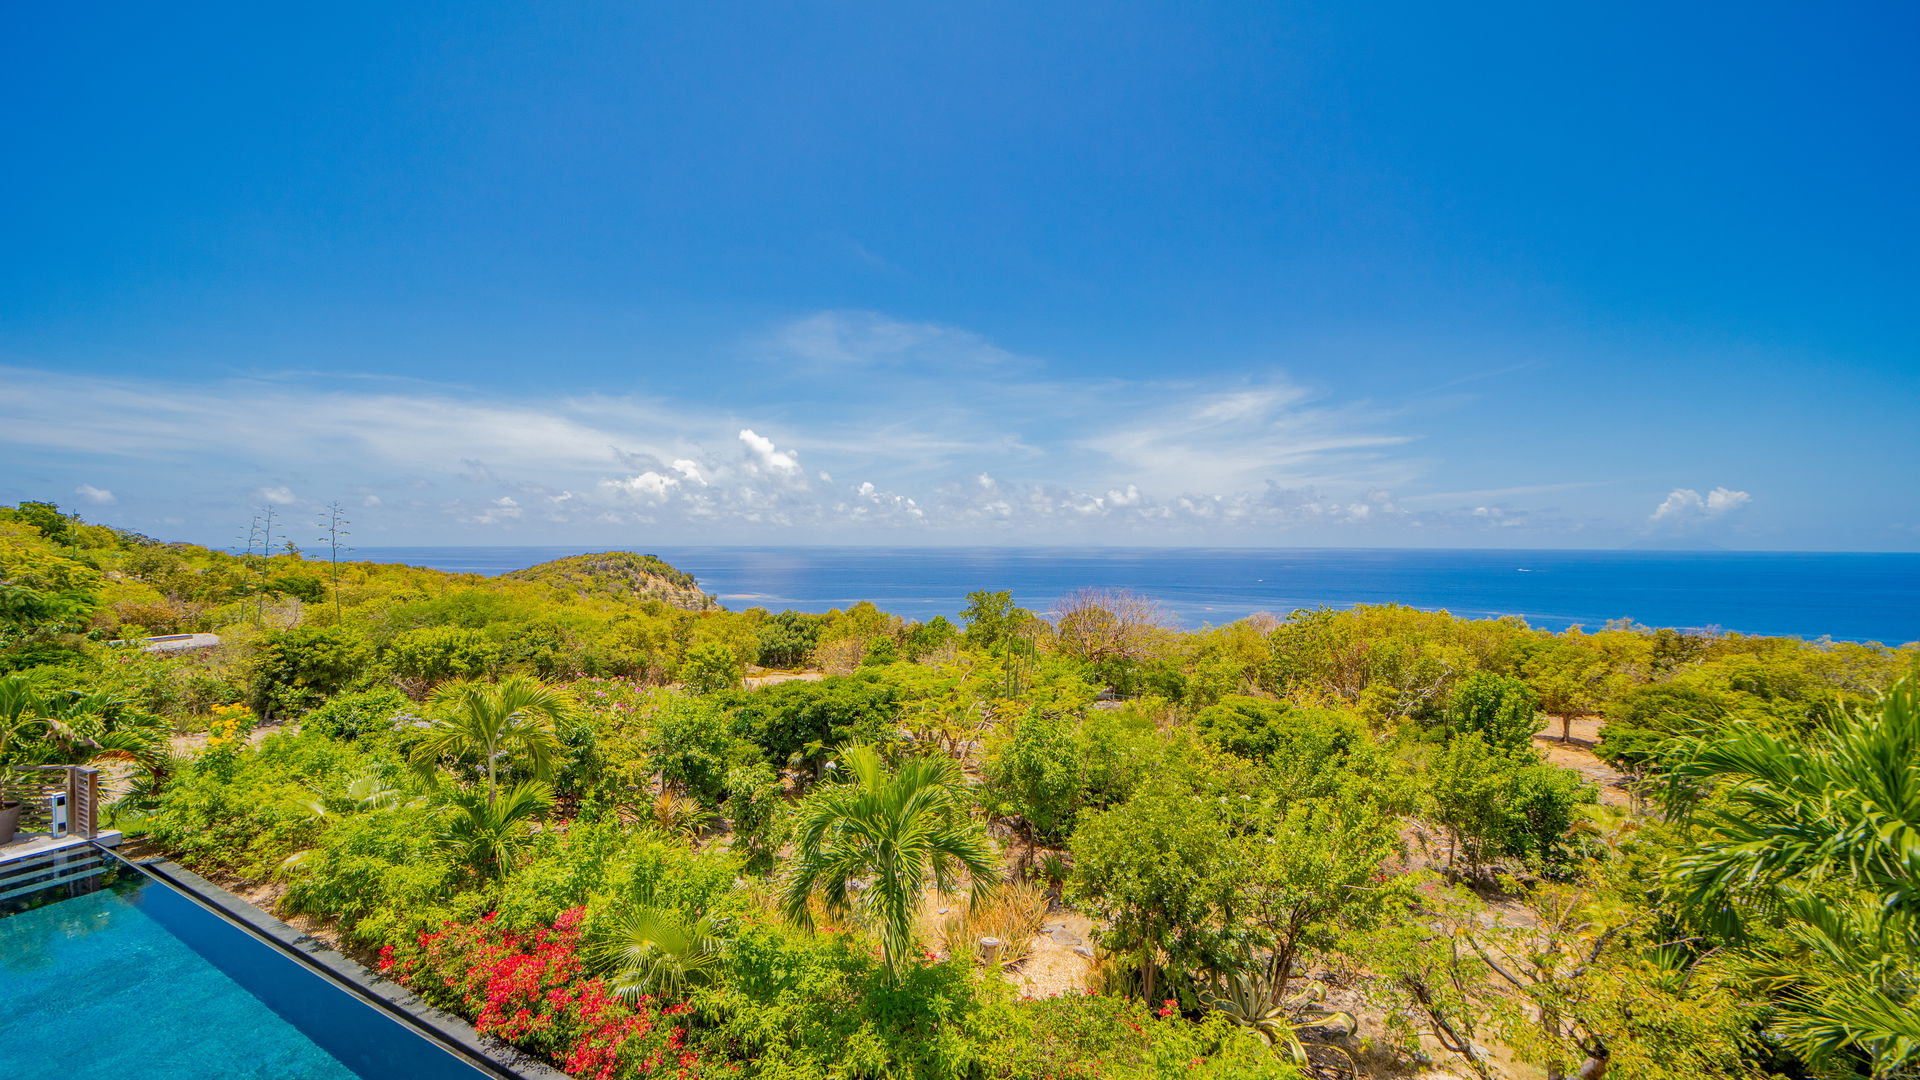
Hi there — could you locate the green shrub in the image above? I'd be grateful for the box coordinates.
[1597,683,1729,772]
[981,994,1303,1080]
[494,816,741,933]
[1194,694,1291,761]
[247,625,374,719]
[281,804,473,945]
[727,675,903,776]
[757,611,824,669]
[1498,763,1599,874]
[303,686,412,741]
[683,641,744,695]
[382,625,503,687]
[695,920,989,1079]
[1446,671,1540,754]
[649,695,756,806]
[145,729,369,877]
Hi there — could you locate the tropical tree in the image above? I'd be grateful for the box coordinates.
[1427,733,1511,876]
[681,641,744,695]
[781,745,998,976]
[980,705,1085,871]
[1667,675,1920,1076]
[434,779,553,879]
[1448,672,1541,755]
[0,684,48,766]
[1070,755,1252,1004]
[0,674,165,770]
[413,676,570,804]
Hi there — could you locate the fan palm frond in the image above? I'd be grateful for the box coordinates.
[591,904,724,999]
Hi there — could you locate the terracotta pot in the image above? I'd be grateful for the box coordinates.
[0,800,21,845]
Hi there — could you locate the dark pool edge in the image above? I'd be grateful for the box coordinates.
[136,856,572,1080]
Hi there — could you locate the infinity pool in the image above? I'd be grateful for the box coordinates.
[0,846,522,1080]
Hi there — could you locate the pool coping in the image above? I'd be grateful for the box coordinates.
[136,856,571,1080]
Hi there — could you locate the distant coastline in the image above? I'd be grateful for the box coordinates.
[350,546,1920,644]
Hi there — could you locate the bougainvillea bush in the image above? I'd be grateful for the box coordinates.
[382,907,702,1080]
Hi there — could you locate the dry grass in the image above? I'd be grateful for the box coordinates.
[935,880,1050,968]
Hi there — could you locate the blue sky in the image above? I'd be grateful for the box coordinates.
[2,3,1915,550]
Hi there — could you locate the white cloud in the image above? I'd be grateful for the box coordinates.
[362,494,382,507]
[74,484,116,505]
[738,428,802,478]
[1077,382,1413,495]
[0,312,1522,543]
[1652,486,1751,522]
[604,471,677,499]
[1706,487,1751,514]
[468,496,523,525]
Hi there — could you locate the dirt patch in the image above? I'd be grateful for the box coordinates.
[1005,908,1100,998]
[743,668,825,690]
[1533,716,1632,807]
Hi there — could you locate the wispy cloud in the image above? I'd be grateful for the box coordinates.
[760,310,1018,371]
[0,314,1583,543]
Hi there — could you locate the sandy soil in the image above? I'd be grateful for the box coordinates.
[1532,715,1633,807]
[1006,908,1101,998]
[743,668,825,690]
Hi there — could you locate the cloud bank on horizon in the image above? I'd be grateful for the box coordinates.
[0,310,1772,549]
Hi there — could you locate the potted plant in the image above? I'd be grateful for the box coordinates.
[0,792,20,845]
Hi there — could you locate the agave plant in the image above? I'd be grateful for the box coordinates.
[1205,973,1358,1078]
[591,903,725,999]
[651,790,715,840]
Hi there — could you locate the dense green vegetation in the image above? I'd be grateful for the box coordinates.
[3,499,1916,1080]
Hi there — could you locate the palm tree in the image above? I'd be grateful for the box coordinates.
[591,903,724,999]
[781,745,998,976]
[0,675,165,770]
[435,779,553,879]
[0,675,49,764]
[1668,675,1920,1075]
[413,676,570,804]
[1670,675,1919,913]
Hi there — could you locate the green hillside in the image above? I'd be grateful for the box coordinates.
[502,551,713,609]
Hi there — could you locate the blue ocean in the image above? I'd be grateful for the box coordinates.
[351,547,1920,645]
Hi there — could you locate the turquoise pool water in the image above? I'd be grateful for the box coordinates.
[0,849,504,1080]
[0,878,359,1079]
